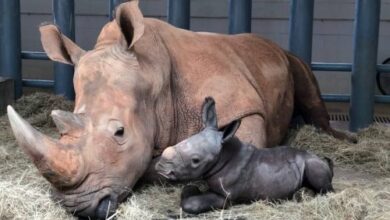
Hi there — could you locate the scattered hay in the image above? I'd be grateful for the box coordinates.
[0,92,74,142]
[0,179,70,220]
[0,93,74,220]
[288,125,390,175]
[0,93,389,220]
[12,92,74,128]
[115,178,390,220]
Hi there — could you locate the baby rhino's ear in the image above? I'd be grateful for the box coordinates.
[222,120,241,143]
[202,97,218,128]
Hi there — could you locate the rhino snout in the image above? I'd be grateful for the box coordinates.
[95,196,117,220]
[155,157,178,181]
[73,194,119,220]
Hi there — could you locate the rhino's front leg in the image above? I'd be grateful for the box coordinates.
[181,191,227,214]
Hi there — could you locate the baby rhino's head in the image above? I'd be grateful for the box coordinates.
[155,97,240,181]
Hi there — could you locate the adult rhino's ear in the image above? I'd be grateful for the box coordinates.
[202,97,218,129]
[221,120,241,144]
[39,24,85,65]
[115,0,145,49]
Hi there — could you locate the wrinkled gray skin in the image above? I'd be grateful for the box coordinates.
[156,97,334,214]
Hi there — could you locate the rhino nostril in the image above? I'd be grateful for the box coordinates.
[168,170,175,177]
[95,196,115,220]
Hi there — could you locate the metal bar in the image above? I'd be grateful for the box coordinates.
[374,95,390,103]
[21,51,49,60]
[322,95,350,103]
[167,0,190,29]
[228,0,252,34]
[53,0,75,100]
[289,0,314,65]
[22,79,54,88]
[311,63,352,72]
[349,0,381,132]
[322,94,390,104]
[311,62,390,72]
[109,0,127,20]
[376,64,390,73]
[0,0,22,99]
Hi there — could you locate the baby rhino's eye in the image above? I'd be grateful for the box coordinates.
[191,157,200,168]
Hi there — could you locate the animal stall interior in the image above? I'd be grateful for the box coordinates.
[0,0,389,219]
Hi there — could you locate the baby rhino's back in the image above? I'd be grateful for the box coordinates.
[238,146,310,201]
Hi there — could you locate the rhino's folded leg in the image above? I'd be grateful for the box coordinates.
[181,185,202,201]
[181,191,227,214]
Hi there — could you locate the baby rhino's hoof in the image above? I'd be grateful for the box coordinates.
[181,197,203,214]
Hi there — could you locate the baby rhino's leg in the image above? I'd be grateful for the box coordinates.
[303,156,334,194]
[181,185,202,200]
[181,189,227,214]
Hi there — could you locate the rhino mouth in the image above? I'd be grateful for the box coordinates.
[53,180,132,219]
[155,161,178,181]
[157,170,177,181]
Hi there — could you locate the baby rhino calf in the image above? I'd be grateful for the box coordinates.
[155,97,334,214]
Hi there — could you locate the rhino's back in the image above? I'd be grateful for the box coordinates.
[144,18,294,145]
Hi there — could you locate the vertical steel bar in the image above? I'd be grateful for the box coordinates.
[109,0,127,20]
[53,0,75,100]
[288,0,314,65]
[168,0,190,29]
[349,0,381,131]
[0,0,22,99]
[228,0,252,34]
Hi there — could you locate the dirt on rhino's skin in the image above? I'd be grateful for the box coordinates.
[0,93,389,220]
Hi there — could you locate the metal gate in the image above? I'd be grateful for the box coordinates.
[0,0,389,131]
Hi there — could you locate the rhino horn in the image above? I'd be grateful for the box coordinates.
[7,106,83,188]
[51,110,84,136]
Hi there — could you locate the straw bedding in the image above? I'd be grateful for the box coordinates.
[0,93,389,220]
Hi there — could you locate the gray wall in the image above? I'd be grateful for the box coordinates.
[20,0,390,94]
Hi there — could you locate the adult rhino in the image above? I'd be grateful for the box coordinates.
[7,0,352,219]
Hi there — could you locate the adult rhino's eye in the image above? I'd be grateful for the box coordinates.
[114,127,125,137]
[108,120,127,144]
